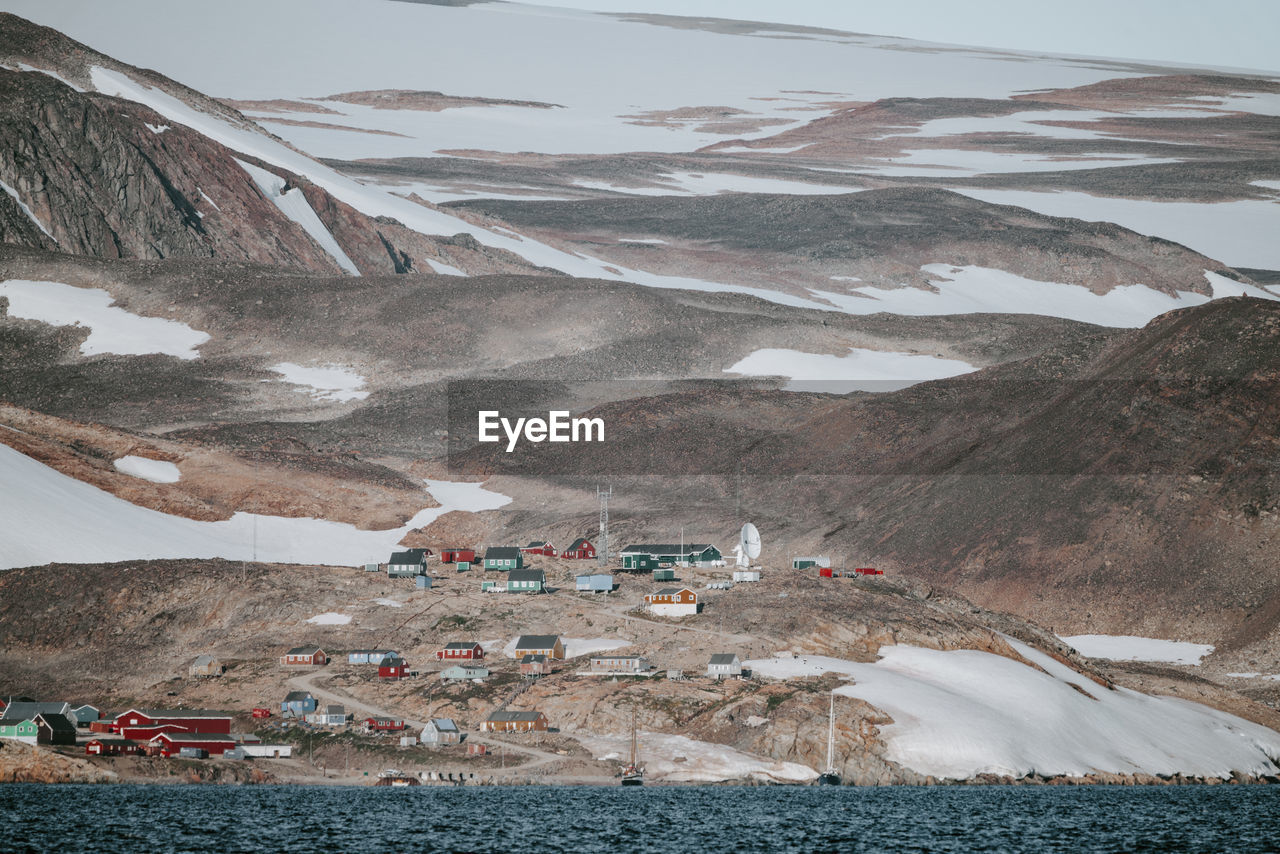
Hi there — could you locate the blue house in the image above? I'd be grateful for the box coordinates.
[347,650,398,665]
[576,573,614,593]
[281,691,317,717]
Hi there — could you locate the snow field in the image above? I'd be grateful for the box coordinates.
[234,157,360,275]
[578,731,817,784]
[113,455,181,484]
[0,279,209,359]
[724,346,977,393]
[306,612,351,625]
[1059,634,1214,665]
[269,363,369,402]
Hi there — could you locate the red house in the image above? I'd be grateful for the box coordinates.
[112,709,233,740]
[561,537,596,560]
[440,548,476,564]
[280,646,327,667]
[521,541,557,557]
[378,656,408,680]
[86,737,141,756]
[364,716,405,732]
[150,732,238,757]
[436,642,484,662]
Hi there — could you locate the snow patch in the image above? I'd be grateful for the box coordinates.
[578,731,817,783]
[563,638,631,658]
[423,258,466,276]
[113,455,181,484]
[0,279,208,359]
[0,443,511,569]
[197,187,221,211]
[144,122,170,134]
[233,157,360,275]
[306,612,351,625]
[1060,634,1214,665]
[269,362,369,402]
[374,598,404,608]
[0,179,56,242]
[725,346,977,393]
[748,639,1280,781]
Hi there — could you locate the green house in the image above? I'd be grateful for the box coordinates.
[456,561,471,572]
[483,547,524,571]
[652,568,676,582]
[623,554,659,571]
[506,569,545,594]
[481,580,501,592]
[621,543,722,568]
[0,718,38,745]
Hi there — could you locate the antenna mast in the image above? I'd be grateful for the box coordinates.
[597,484,612,567]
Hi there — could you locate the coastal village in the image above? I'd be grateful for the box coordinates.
[0,531,881,786]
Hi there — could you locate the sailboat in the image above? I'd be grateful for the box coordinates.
[817,693,841,786]
[620,708,644,786]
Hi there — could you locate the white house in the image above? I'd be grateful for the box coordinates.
[421,718,462,746]
[642,587,698,617]
[707,653,743,679]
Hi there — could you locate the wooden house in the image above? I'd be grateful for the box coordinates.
[520,654,553,677]
[421,718,462,746]
[281,691,318,717]
[85,737,141,756]
[707,653,743,679]
[305,704,349,727]
[151,732,238,757]
[521,541,557,557]
[379,656,409,680]
[364,716,405,733]
[112,709,233,739]
[440,665,489,683]
[483,546,524,571]
[514,635,564,660]
[588,655,651,675]
[575,573,613,593]
[69,704,102,727]
[621,543,722,567]
[440,548,476,564]
[189,655,224,678]
[506,568,545,593]
[347,649,398,665]
[481,710,548,733]
[387,549,428,578]
[0,716,38,745]
[436,642,485,662]
[643,587,699,617]
[560,537,596,560]
[281,646,327,667]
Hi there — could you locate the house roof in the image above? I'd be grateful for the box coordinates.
[428,718,459,732]
[324,705,345,716]
[117,708,233,720]
[388,550,426,565]
[589,655,645,661]
[154,732,237,743]
[577,573,612,581]
[508,569,545,583]
[515,635,560,650]
[484,546,521,560]
[2,701,69,720]
[87,736,138,746]
[444,664,488,674]
[443,642,482,650]
[0,714,35,725]
[349,649,397,656]
[283,691,314,702]
[285,646,324,656]
[622,544,715,556]
[35,713,76,734]
[486,710,545,722]
[709,653,740,665]
[520,654,548,663]
[524,541,550,548]
[191,655,219,666]
[567,537,592,550]
[381,657,406,668]
[653,587,694,596]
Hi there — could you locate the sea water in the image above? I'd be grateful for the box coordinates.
[2,784,1278,852]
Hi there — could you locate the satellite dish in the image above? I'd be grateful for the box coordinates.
[739,523,761,567]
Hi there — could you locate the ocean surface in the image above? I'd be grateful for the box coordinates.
[2,784,1278,852]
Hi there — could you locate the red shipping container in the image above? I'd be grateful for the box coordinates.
[252,708,272,719]
[819,567,834,578]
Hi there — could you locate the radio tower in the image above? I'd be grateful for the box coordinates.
[597,484,612,567]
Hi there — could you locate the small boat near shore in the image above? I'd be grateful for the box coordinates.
[374,769,420,787]
[621,708,644,786]
[816,694,841,786]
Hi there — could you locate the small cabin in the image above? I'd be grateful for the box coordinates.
[576,573,613,593]
[513,635,564,660]
[506,569,545,594]
[440,547,477,564]
[440,664,489,683]
[379,657,409,680]
[281,646,327,667]
[521,541,557,557]
[69,704,102,728]
[281,691,317,717]
[481,710,548,733]
[364,717,405,732]
[436,642,485,662]
[483,546,524,571]
[520,654,553,677]
[588,655,650,675]
[707,653,744,679]
[305,705,349,727]
[189,655,224,678]
[560,538,596,560]
[388,549,428,578]
[415,574,433,589]
[421,718,462,746]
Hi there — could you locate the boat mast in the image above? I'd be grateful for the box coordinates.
[630,706,638,767]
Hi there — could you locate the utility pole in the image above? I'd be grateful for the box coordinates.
[597,484,612,567]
